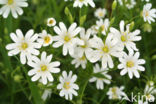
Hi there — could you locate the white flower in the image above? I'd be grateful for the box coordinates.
[53,22,84,56]
[71,54,87,69]
[96,19,110,35]
[118,52,145,79]
[138,100,148,104]
[73,0,95,8]
[144,81,156,94]
[110,20,141,53]
[75,28,93,58]
[94,8,106,19]
[28,51,60,85]
[0,0,28,18]
[57,71,79,100]
[117,0,136,9]
[37,30,53,47]
[107,86,126,100]
[47,18,56,27]
[89,35,123,69]
[142,3,156,24]
[141,0,150,2]
[41,89,52,101]
[89,25,98,35]
[126,0,136,9]
[40,81,52,101]
[89,64,112,90]
[6,29,41,64]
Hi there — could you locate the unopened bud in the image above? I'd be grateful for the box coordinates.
[129,21,134,31]
[14,75,22,83]
[112,0,117,10]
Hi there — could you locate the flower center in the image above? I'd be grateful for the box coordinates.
[8,0,14,5]
[102,46,109,53]
[146,94,151,99]
[121,35,127,42]
[79,0,84,2]
[126,61,134,68]
[40,65,47,71]
[81,40,87,48]
[100,25,105,31]
[63,82,70,90]
[145,11,149,17]
[99,12,104,17]
[80,55,86,61]
[49,20,54,24]
[112,87,117,93]
[21,42,28,50]
[64,35,71,43]
[44,36,50,43]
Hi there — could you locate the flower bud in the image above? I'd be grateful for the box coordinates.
[65,7,74,24]
[110,17,115,25]
[129,21,134,31]
[14,75,22,83]
[143,23,152,32]
[112,0,117,10]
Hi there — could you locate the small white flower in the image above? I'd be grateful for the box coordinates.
[96,19,110,35]
[107,86,126,100]
[6,29,41,64]
[141,0,150,2]
[110,20,141,53]
[71,54,87,69]
[75,28,93,58]
[28,51,60,85]
[142,3,156,24]
[138,100,148,104]
[73,0,95,8]
[89,35,123,69]
[89,25,98,35]
[47,18,56,27]
[117,0,136,9]
[126,0,136,9]
[0,0,28,18]
[37,30,53,47]
[40,80,52,101]
[53,22,84,56]
[41,89,52,101]
[94,8,106,19]
[89,64,112,90]
[57,71,79,100]
[118,52,145,79]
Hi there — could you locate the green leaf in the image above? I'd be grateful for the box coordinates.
[23,68,44,104]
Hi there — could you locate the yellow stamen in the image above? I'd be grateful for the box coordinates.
[145,11,149,17]
[126,61,134,68]
[121,35,127,42]
[21,42,28,50]
[40,65,47,71]
[80,55,86,61]
[63,82,70,89]
[8,0,14,5]
[44,36,50,43]
[79,0,84,2]
[64,35,71,43]
[112,87,117,93]
[101,25,105,31]
[102,46,109,53]
[99,12,104,17]
[49,20,54,24]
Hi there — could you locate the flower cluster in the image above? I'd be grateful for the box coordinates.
[3,0,156,103]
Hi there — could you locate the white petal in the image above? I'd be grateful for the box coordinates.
[20,52,26,64]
